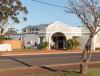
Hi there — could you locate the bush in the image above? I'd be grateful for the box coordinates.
[66,38,80,49]
[95,48,100,50]
[41,41,49,49]
[0,36,8,40]
[37,41,49,49]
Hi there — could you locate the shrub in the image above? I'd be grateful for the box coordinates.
[0,36,8,40]
[41,41,49,49]
[95,48,100,50]
[66,38,80,49]
[37,41,49,49]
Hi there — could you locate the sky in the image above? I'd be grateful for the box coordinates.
[13,0,82,32]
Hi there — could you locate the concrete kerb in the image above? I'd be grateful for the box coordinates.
[1,51,82,56]
[1,50,100,56]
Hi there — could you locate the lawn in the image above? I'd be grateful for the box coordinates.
[26,68,100,76]
[26,71,81,76]
[88,68,100,76]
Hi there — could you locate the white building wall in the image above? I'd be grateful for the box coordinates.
[93,27,100,48]
[23,34,38,48]
[71,27,81,36]
[45,22,81,50]
[0,44,12,51]
[81,26,96,50]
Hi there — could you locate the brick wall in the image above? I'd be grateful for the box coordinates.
[0,40,23,49]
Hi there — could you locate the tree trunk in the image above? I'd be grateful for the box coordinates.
[80,60,88,76]
[80,34,93,76]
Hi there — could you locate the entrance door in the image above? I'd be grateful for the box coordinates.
[51,32,66,49]
[58,36,64,49]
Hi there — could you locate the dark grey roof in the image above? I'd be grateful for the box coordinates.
[35,24,49,27]
[22,24,49,31]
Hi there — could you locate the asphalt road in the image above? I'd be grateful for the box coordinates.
[0,52,100,69]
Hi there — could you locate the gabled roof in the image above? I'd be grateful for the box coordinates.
[47,21,70,27]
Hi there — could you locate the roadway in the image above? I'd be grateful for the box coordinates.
[0,52,100,69]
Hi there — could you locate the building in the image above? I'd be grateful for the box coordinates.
[5,21,100,50]
[5,21,81,49]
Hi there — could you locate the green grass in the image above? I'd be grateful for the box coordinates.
[13,48,47,52]
[26,69,100,76]
[26,71,81,76]
[13,48,36,51]
[88,68,100,76]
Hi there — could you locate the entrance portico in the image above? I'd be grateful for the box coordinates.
[51,32,66,49]
[45,21,81,50]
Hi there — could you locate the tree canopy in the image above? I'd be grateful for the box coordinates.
[0,0,28,23]
[66,0,100,34]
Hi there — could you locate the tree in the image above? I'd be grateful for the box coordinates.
[65,0,100,76]
[0,0,28,35]
[5,28,18,34]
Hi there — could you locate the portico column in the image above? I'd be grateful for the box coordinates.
[37,37,40,44]
[48,37,51,50]
[63,38,65,49]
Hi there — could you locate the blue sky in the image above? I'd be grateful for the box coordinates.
[14,0,81,32]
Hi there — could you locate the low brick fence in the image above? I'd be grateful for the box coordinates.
[0,40,23,50]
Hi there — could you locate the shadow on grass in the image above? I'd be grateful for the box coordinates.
[39,65,80,74]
